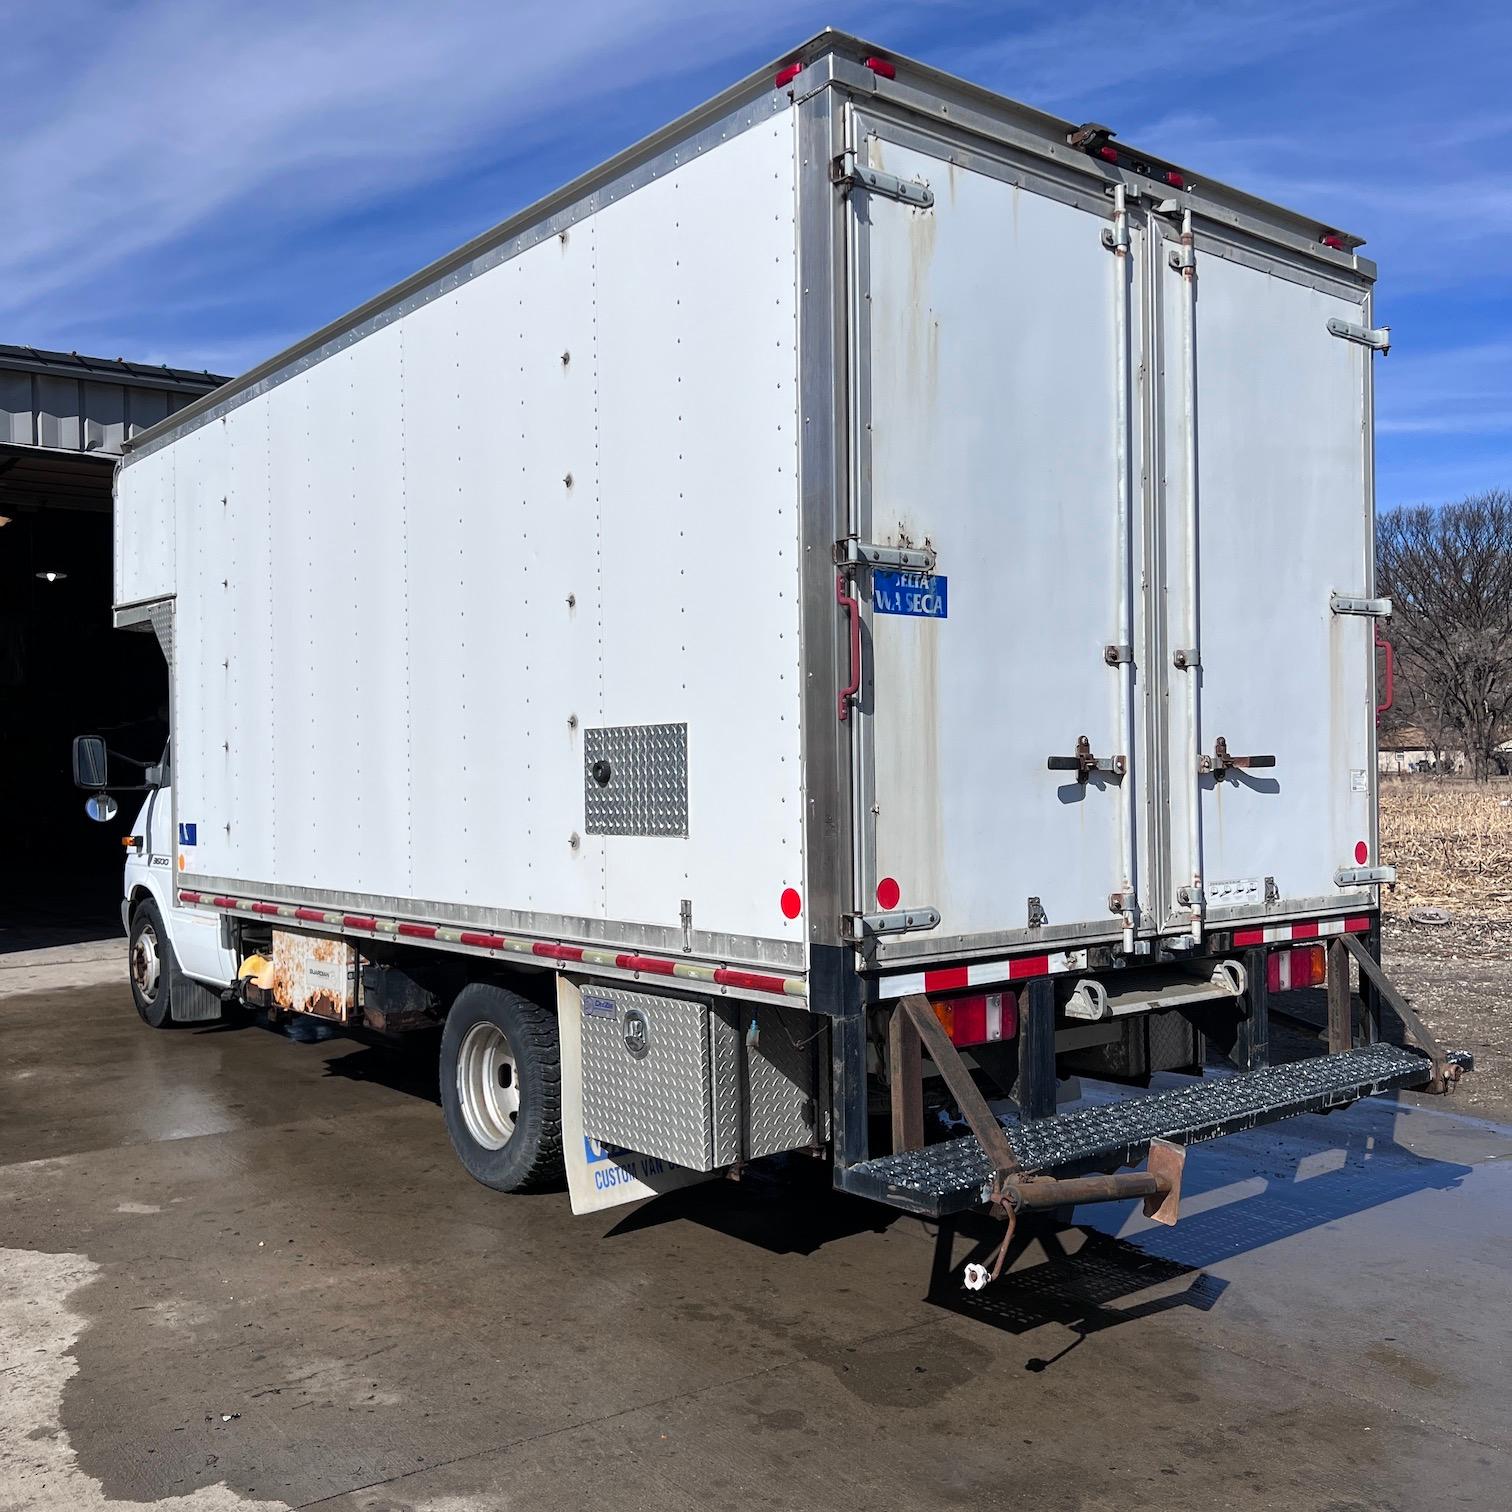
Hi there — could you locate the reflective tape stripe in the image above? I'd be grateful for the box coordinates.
[884,949,1087,1000]
[1233,915,1372,948]
[174,890,805,999]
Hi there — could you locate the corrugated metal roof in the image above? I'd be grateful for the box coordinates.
[0,343,227,391]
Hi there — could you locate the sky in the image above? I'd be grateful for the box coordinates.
[4,0,1507,511]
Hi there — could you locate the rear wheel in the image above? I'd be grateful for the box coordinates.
[128,899,175,1029]
[440,983,563,1192]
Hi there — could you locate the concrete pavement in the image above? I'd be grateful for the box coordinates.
[2,965,1509,1510]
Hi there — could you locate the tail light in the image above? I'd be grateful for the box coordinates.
[1267,944,1325,992]
[932,990,1017,1047]
[863,56,896,79]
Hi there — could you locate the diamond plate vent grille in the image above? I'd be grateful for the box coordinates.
[584,723,688,837]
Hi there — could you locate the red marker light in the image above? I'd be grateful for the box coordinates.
[1097,145,1119,163]
[774,61,802,88]
[1321,233,1345,250]
[876,876,901,910]
[780,887,802,920]
[864,56,896,79]
[1164,170,1186,189]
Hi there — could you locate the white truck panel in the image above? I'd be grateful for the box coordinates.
[114,439,175,606]
[594,115,805,943]
[1160,247,1374,921]
[127,112,805,964]
[862,133,1138,952]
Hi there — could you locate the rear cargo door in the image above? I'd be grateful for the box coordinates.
[845,114,1149,966]
[1154,226,1379,934]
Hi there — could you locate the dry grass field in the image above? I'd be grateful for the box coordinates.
[1379,775,1512,916]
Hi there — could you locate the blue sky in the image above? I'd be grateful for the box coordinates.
[5,0,1506,509]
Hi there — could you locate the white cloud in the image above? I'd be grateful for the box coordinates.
[0,0,836,339]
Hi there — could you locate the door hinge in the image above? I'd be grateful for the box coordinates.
[1330,592,1393,618]
[835,537,937,572]
[1327,317,1390,354]
[832,150,934,208]
[1336,864,1396,887]
[844,907,942,942]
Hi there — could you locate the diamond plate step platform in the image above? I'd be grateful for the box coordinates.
[841,1043,1474,1218]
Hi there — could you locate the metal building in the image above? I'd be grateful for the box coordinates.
[1,345,226,930]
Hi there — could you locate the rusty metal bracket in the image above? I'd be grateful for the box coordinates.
[1341,934,1456,1093]
[1047,735,1126,783]
[895,994,1019,1185]
[1199,736,1276,775]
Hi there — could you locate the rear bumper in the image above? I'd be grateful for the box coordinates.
[836,1043,1474,1218]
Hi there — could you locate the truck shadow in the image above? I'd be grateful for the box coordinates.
[927,1096,1472,1358]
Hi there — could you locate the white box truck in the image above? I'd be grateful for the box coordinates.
[78,32,1468,1255]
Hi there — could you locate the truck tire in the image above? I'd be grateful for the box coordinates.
[440,983,564,1192]
[128,899,175,1029]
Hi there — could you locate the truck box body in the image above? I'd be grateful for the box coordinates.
[115,36,1384,992]
[105,34,1454,1224]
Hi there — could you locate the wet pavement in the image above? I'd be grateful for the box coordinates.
[3,972,1511,1510]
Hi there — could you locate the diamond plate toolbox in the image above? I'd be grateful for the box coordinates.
[579,987,739,1171]
[583,723,688,836]
[578,988,821,1171]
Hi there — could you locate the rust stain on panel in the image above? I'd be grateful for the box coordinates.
[270,929,358,1022]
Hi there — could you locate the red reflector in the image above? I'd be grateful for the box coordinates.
[1291,920,1320,940]
[1344,915,1372,933]
[780,887,802,920]
[863,56,896,79]
[178,890,201,904]
[1097,145,1119,162]
[1354,840,1369,865]
[343,914,377,931]
[774,61,801,88]
[1320,233,1345,250]
[1164,170,1186,188]
[876,876,901,910]
[1267,952,1285,993]
[460,931,505,950]
[953,995,987,1045]
[397,922,437,939]
[251,901,280,916]
[1296,945,1325,987]
[294,906,326,923]
[930,991,1017,1047]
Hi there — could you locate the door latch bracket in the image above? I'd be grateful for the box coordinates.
[1199,736,1276,776]
[1047,735,1126,783]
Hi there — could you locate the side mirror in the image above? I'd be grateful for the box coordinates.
[85,793,119,823]
[73,735,109,790]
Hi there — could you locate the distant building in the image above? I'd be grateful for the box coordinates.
[1,344,228,920]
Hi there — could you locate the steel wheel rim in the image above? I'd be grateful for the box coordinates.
[132,922,161,1002]
[457,1022,520,1151]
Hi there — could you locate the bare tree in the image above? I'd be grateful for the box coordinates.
[1377,490,1512,779]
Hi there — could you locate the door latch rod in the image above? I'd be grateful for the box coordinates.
[1047,735,1126,783]
[1198,736,1276,775]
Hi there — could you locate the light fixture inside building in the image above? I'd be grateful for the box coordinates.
[36,570,67,583]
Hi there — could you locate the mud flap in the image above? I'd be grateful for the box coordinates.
[556,976,717,1216]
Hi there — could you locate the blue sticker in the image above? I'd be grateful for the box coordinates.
[178,822,197,845]
[873,569,948,619]
[582,993,616,1019]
